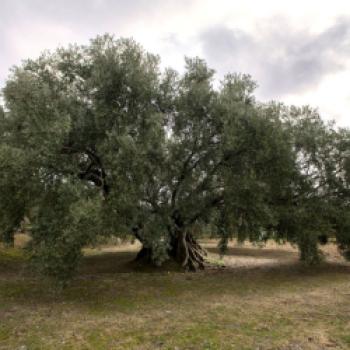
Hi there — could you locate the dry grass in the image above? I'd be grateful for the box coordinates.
[1,239,350,349]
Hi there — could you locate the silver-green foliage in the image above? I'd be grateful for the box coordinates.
[0,35,349,282]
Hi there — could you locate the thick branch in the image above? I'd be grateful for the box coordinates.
[62,144,109,197]
[171,137,199,208]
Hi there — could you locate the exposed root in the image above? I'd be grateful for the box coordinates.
[135,232,207,271]
[174,231,206,271]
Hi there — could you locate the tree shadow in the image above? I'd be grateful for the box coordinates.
[79,250,183,275]
[206,246,298,260]
[1,246,350,311]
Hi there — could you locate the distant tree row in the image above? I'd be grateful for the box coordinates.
[0,34,349,283]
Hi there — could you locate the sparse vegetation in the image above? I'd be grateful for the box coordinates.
[1,239,350,349]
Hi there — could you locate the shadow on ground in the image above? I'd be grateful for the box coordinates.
[2,242,350,350]
[1,244,350,316]
[206,246,297,260]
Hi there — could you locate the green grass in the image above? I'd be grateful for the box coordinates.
[1,243,350,349]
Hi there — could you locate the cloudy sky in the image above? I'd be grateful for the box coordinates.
[1,0,350,127]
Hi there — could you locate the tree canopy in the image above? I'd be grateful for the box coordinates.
[1,34,349,282]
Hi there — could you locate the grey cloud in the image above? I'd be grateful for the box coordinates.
[0,0,191,37]
[199,17,350,99]
[0,0,179,84]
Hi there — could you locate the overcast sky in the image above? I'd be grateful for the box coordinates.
[1,0,350,127]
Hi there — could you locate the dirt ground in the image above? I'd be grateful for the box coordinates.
[1,237,350,349]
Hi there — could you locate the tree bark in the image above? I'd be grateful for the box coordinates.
[135,231,207,270]
[171,231,207,271]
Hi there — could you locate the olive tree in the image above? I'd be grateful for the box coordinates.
[1,34,349,282]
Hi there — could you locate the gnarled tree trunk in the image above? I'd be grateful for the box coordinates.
[171,231,207,271]
[135,231,207,271]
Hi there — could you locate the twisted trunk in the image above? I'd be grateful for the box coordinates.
[171,231,207,271]
[135,231,207,271]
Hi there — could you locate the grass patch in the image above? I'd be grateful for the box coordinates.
[1,241,350,349]
[0,326,11,342]
[0,246,27,264]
